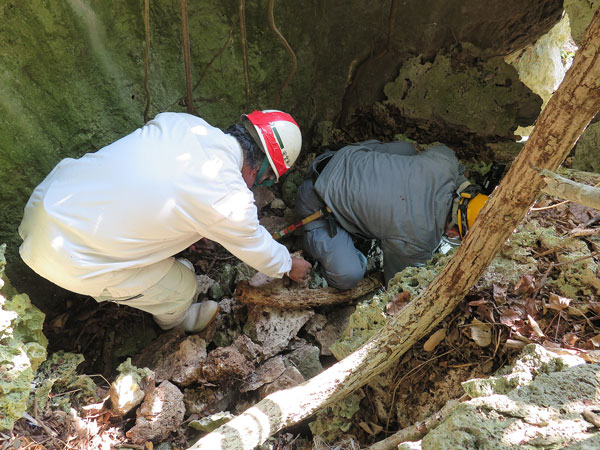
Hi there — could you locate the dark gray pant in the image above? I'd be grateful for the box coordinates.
[296,179,366,290]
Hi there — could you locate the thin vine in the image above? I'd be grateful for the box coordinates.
[143,0,150,123]
[179,0,196,114]
[239,0,250,111]
[268,0,297,108]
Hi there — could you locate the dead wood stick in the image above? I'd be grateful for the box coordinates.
[539,168,600,210]
[235,274,383,309]
[367,394,469,450]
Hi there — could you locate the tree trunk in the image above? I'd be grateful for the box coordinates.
[235,274,383,309]
[189,9,600,450]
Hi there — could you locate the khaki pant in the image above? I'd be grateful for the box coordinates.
[94,259,198,329]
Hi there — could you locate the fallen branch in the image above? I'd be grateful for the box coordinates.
[367,394,469,450]
[235,274,383,309]
[189,8,600,450]
[538,168,600,210]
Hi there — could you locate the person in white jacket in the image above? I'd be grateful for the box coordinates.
[18,110,312,332]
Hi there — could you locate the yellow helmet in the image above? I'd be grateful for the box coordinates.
[457,188,488,239]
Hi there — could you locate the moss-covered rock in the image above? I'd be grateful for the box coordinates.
[0,244,48,431]
[564,0,600,44]
[30,351,97,414]
[572,121,600,174]
[308,390,364,443]
[384,44,542,139]
[411,345,600,449]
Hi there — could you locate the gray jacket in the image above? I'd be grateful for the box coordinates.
[313,140,466,281]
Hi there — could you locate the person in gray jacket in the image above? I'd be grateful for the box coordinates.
[296,140,488,290]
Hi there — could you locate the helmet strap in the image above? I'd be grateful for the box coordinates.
[254,156,274,187]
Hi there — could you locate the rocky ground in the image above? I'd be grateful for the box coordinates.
[3,149,600,450]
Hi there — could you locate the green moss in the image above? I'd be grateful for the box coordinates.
[329,294,388,361]
[29,351,97,413]
[308,391,364,443]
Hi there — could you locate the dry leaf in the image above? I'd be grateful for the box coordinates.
[514,274,536,295]
[527,315,545,338]
[370,422,384,434]
[424,328,446,352]
[563,333,578,346]
[468,299,487,307]
[590,334,600,348]
[492,284,507,305]
[546,293,571,311]
[499,309,520,327]
[386,291,411,315]
[523,297,539,317]
[358,422,374,435]
[470,318,492,347]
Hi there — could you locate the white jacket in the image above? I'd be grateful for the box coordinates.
[19,113,292,297]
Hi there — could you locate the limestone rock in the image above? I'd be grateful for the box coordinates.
[231,334,265,364]
[284,341,323,380]
[201,346,254,385]
[410,345,600,449]
[133,329,207,386]
[314,306,355,356]
[108,359,153,416]
[126,380,185,444]
[241,355,286,392]
[189,411,235,432]
[258,366,305,399]
[384,44,542,139]
[0,245,48,431]
[564,0,600,44]
[253,186,276,211]
[281,170,304,208]
[244,305,314,358]
[183,384,237,417]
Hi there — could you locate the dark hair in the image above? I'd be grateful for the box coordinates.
[225,124,263,170]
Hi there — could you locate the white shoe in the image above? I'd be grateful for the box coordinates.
[176,258,195,272]
[180,300,219,332]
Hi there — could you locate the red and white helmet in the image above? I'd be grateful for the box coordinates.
[242,110,302,180]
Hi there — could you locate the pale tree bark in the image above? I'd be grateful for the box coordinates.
[189,9,600,450]
[540,168,600,210]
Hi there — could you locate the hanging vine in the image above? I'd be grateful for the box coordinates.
[179,0,196,114]
[239,0,250,111]
[268,0,297,108]
[143,0,151,123]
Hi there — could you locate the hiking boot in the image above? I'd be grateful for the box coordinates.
[180,300,219,332]
[176,258,195,272]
